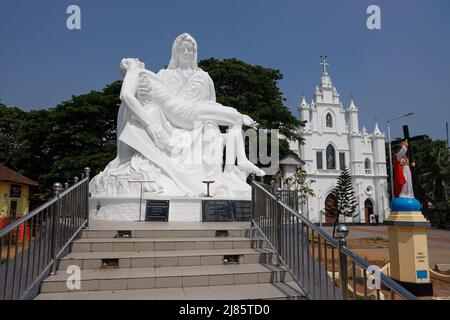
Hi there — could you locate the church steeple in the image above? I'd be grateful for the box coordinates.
[372,121,383,136]
[315,55,341,106]
[299,95,309,109]
[348,96,358,112]
[347,96,359,133]
[319,55,333,89]
[299,94,310,123]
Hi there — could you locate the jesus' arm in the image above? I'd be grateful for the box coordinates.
[119,63,153,128]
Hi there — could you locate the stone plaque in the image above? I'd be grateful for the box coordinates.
[145,200,169,222]
[233,201,252,221]
[202,200,252,222]
[202,200,233,222]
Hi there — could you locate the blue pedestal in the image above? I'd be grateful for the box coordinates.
[391,197,421,212]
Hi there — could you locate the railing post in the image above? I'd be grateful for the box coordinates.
[335,224,349,300]
[84,167,91,229]
[275,188,282,267]
[50,182,63,276]
[249,172,256,234]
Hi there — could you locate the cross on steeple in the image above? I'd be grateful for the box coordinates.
[320,55,329,74]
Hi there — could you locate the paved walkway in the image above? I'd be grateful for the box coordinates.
[323,225,450,267]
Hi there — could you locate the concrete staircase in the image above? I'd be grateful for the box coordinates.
[35,222,304,300]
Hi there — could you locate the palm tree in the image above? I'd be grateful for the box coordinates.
[421,146,450,227]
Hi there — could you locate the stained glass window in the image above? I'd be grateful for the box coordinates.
[326,145,336,169]
[326,113,333,128]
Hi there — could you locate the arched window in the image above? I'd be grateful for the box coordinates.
[326,145,336,170]
[364,158,371,170]
[326,113,333,128]
[364,158,372,174]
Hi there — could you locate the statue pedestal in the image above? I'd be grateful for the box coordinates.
[89,196,251,223]
[385,198,433,296]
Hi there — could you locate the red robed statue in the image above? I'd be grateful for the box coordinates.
[393,140,415,198]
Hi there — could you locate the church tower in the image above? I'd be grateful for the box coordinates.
[372,122,387,176]
[310,56,346,135]
[298,96,310,125]
[347,98,363,175]
[348,98,359,133]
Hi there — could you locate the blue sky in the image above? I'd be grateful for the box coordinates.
[0,0,449,140]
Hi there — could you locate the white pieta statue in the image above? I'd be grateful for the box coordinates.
[90,33,265,201]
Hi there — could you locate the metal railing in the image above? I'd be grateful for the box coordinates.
[0,167,90,300]
[277,190,299,212]
[251,180,417,300]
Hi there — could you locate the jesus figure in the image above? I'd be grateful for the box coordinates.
[393,140,415,198]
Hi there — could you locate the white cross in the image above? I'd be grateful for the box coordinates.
[320,55,329,74]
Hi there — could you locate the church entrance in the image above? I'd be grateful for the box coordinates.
[324,194,338,224]
[364,199,374,224]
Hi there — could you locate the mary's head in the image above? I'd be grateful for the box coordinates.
[168,33,198,70]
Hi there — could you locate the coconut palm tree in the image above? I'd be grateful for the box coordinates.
[421,146,450,228]
[422,147,450,199]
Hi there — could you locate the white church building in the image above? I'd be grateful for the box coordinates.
[282,59,390,224]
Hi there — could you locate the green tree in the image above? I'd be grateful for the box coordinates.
[0,82,121,195]
[0,103,26,168]
[420,145,450,228]
[43,81,121,189]
[14,109,53,189]
[284,166,316,204]
[199,58,304,141]
[326,167,358,236]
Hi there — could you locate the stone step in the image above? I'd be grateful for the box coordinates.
[81,222,251,239]
[58,248,275,270]
[71,237,264,253]
[40,263,293,293]
[36,282,304,300]
[81,228,249,239]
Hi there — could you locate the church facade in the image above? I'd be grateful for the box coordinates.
[285,60,390,224]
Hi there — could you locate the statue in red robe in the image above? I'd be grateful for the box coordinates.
[393,140,415,198]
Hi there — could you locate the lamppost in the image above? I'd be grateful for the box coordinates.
[386,112,414,200]
[318,190,322,226]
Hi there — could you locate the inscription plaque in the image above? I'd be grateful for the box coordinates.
[145,200,169,222]
[202,200,233,222]
[202,200,252,222]
[233,201,252,221]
